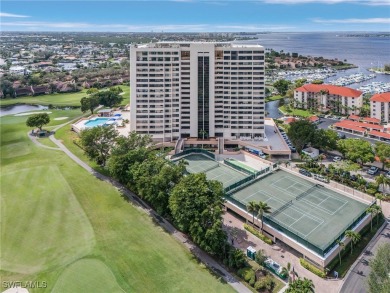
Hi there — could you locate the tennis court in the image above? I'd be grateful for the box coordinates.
[229,169,370,255]
[178,154,247,188]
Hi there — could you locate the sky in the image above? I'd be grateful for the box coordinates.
[1,0,389,32]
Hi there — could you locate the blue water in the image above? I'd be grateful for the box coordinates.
[84,118,109,127]
[241,32,390,86]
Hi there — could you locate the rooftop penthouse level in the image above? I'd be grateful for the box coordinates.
[130,42,266,142]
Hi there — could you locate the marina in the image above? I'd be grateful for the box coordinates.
[358,81,390,94]
[328,73,377,86]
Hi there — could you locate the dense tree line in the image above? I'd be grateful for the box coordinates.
[286,120,390,169]
[80,86,124,114]
[79,129,242,265]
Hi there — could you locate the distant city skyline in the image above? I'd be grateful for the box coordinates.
[1,0,389,32]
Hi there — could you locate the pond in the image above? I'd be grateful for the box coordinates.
[0,104,48,117]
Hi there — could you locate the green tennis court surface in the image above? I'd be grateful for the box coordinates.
[224,158,258,174]
[178,154,247,188]
[228,170,369,255]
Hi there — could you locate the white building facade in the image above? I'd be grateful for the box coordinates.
[294,84,363,115]
[370,92,390,123]
[130,42,265,142]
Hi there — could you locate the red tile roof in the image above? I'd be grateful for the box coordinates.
[284,117,297,124]
[334,120,384,131]
[348,115,360,120]
[362,117,381,124]
[334,122,366,133]
[370,92,390,103]
[308,116,319,122]
[295,84,362,98]
[369,130,390,140]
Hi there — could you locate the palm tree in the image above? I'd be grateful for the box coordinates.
[286,277,315,293]
[257,201,272,234]
[367,205,377,231]
[247,201,258,227]
[370,204,382,226]
[376,193,384,208]
[336,239,345,266]
[375,174,390,194]
[345,230,361,255]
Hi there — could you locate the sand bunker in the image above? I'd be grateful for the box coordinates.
[14,111,52,116]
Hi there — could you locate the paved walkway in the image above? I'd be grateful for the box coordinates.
[27,131,61,151]
[35,129,251,293]
[223,212,343,293]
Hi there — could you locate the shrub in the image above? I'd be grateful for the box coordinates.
[237,267,255,283]
[300,258,326,278]
[255,249,267,265]
[244,224,273,245]
[254,276,275,291]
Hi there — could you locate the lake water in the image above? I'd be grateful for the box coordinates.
[246,32,390,118]
[241,32,390,85]
[0,104,47,117]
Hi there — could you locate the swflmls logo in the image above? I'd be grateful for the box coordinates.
[2,281,47,289]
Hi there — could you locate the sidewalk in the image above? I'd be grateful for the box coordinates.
[223,212,343,293]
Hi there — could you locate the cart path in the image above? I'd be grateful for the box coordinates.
[38,130,252,293]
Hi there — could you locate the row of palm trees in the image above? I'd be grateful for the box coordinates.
[335,204,382,266]
[246,200,272,234]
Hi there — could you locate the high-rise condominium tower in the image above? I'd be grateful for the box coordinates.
[130,42,265,142]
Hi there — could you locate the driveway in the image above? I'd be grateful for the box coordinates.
[339,222,390,293]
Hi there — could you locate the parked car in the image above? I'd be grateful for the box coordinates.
[367,166,379,175]
[290,146,296,152]
[314,174,329,183]
[350,174,358,181]
[333,156,342,162]
[299,169,312,177]
[386,171,390,179]
[337,133,346,139]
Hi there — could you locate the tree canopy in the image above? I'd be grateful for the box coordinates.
[26,113,50,130]
[80,95,100,114]
[169,173,227,256]
[94,90,123,108]
[375,142,390,170]
[285,278,315,293]
[312,129,339,151]
[287,119,317,153]
[368,243,390,293]
[80,125,118,166]
[131,158,186,216]
[273,79,292,96]
[337,139,375,165]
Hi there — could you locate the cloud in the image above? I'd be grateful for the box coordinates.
[261,0,390,5]
[0,20,296,32]
[0,12,30,18]
[313,17,390,24]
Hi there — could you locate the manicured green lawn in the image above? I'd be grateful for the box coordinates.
[51,259,124,293]
[266,95,284,102]
[0,85,130,107]
[0,110,233,293]
[279,105,314,118]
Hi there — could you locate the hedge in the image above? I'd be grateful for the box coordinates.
[299,258,326,278]
[244,224,273,245]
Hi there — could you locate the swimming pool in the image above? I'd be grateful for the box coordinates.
[84,118,110,127]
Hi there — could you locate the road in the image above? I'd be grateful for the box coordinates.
[339,222,390,293]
